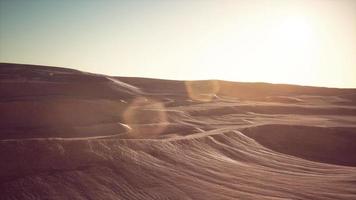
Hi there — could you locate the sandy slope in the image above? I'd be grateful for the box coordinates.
[1,63,356,199]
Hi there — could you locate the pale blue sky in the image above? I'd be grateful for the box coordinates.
[1,0,355,88]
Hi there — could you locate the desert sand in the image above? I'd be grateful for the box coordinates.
[1,63,356,200]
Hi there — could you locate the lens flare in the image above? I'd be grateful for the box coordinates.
[185,80,220,102]
[122,97,168,138]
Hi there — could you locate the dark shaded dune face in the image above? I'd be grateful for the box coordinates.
[243,125,356,166]
[0,63,142,139]
[1,63,356,200]
[0,99,130,139]
[0,63,141,99]
[118,77,187,94]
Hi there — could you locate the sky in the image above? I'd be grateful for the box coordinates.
[0,0,355,88]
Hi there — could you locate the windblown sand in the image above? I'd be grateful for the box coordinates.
[1,63,356,200]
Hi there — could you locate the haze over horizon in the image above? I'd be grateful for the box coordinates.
[1,0,355,88]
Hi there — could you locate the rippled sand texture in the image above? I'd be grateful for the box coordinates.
[1,63,356,200]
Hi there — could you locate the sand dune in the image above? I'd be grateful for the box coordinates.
[1,63,356,199]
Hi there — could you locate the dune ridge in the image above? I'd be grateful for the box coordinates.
[2,131,356,200]
[1,63,356,199]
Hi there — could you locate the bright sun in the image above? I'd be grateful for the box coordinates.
[275,16,313,45]
[197,14,317,85]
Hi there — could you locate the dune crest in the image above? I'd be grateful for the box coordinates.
[1,63,356,200]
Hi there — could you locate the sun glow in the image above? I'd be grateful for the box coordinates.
[1,0,355,88]
[196,12,320,85]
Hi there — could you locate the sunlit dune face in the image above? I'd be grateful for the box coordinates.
[185,80,220,102]
[123,97,168,138]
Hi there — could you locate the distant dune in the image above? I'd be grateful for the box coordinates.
[1,63,356,200]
